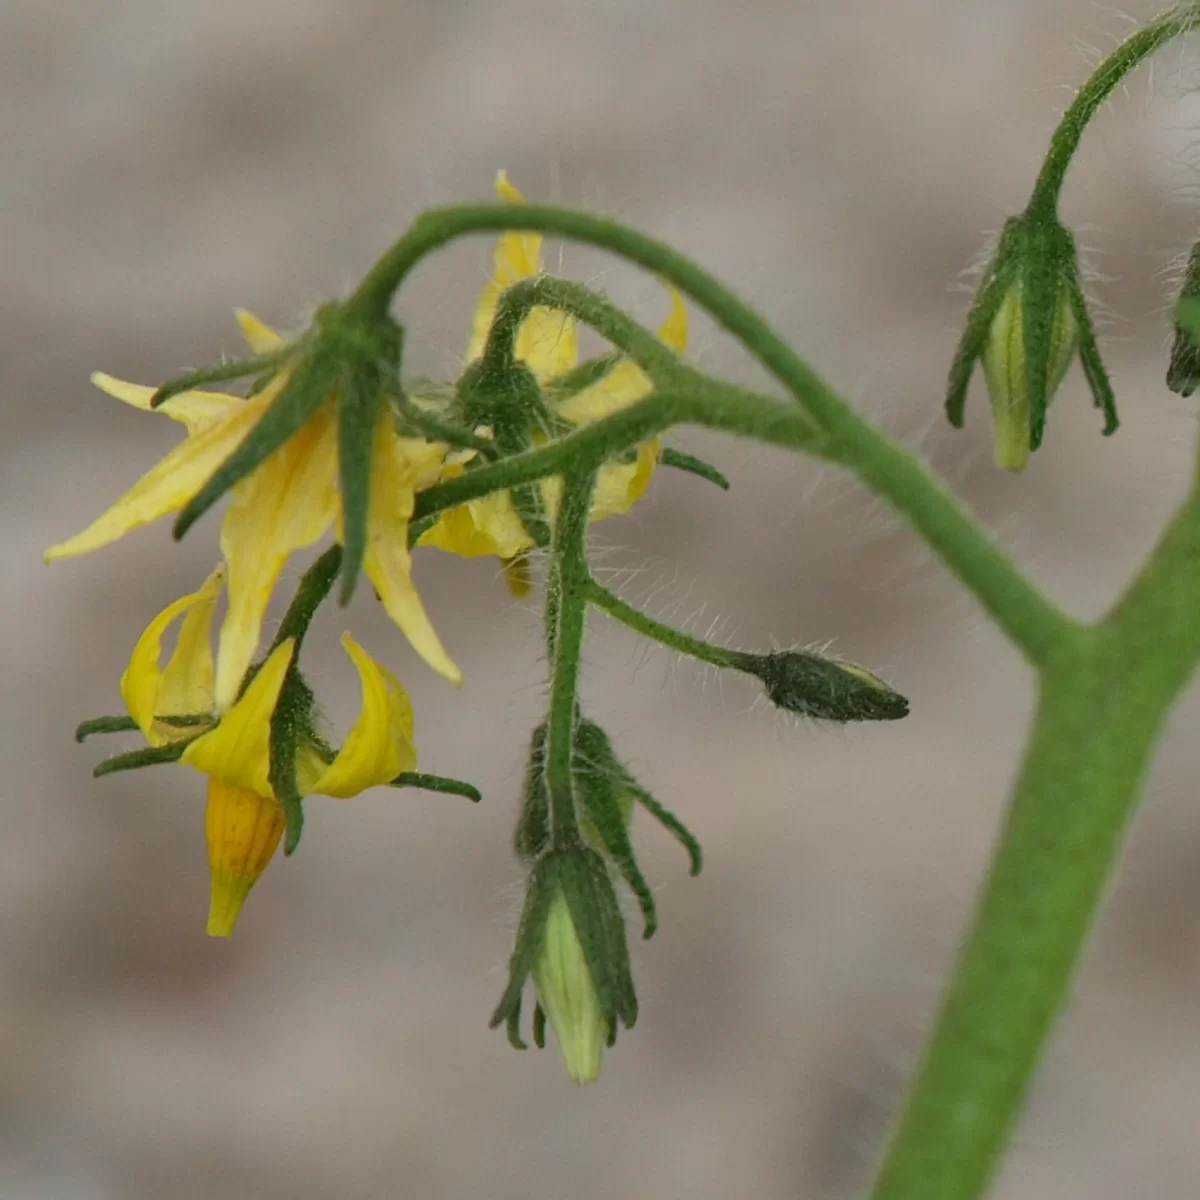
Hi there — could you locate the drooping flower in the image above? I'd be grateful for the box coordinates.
[45,311,458,709]
[419,171,688,564]
[102,568,418,936]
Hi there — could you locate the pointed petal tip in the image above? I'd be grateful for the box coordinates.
[206,874,250,937]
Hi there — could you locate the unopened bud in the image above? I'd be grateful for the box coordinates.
[946,213,1117,469]
[744,650,909,722]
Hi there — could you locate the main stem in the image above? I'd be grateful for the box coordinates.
[869,475,1200,1199]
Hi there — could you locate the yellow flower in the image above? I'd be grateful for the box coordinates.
[45,311,459,710]
[119,569,417,936]
[419,171,688,563]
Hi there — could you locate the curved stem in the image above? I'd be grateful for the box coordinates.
[869,476,1200,1199]
[1027,4,1200,218]
[586,579,748,671]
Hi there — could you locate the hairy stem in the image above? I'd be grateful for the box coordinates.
[544,469,598,846]
[586,579,748,671]
[869,472,1200,1199]
[1027,4,1200,218]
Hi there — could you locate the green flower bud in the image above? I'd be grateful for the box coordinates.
[490,845,637,1084]
[946,212,1118,470]
[742,650,909,722]
[1167,243,1200,397]
[532,890,609,1084]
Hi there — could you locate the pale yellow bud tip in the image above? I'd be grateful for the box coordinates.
[203,779,286,939]
[207,873,254,938]
[533,893,609,1085]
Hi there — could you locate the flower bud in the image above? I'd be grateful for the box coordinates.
[743,650,909,722]
[946,213,1117,469]
[204,777,286,937]
[1168,242,1200,397]
[531,890,608,1084]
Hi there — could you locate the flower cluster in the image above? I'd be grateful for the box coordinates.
[50,173,908,1083]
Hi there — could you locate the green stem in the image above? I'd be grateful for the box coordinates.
[586,579,748,671]
[389,772,482,803]
[1027,4,1200,218]
[544,469,598,847]
[270,544,343,654]
[868,476,1200,1199]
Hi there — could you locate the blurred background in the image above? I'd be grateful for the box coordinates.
[6,1,1200,1196]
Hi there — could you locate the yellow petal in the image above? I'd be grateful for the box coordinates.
[418,491,534,560]
[555,293,687,424]
[234,308,286,355]
[91,372,245,436]
[590,439,659,521]
[502,554,533,598]
[309,633,416,798]
[363,419,461,684]
[181,639,295,797]
[465,171,543,364]
[204,777,285,937]
[119,566,224,745]
[657,287,688,352]
[516,307,578,384]
[214,405,338,709]
[43,391,273,563]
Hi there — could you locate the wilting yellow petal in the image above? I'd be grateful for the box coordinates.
[363,419,460,684]
[516,308,578,384]
[204,777,286,937]
[502,554,533,598]
[181,640,295,797]
[466,171,544,364]
[119,566,224,745]
[155,566,224,722]
[418,490,534,560]
[555,293,687,425]
[43,390,274,563]
[91,372,245,436]
[309,634,416,798]
[590,440,659,521]
[234,308,286,355]
[214,405,338,709]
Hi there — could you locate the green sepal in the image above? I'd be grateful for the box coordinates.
[271,544,343,655]
[93,739,192,777]
[515,723,551,863]
[574,720,657,938]
[740,649,910,723]
[268,667,315,857]
[488,852,558,1045]
[553,844,637,1037]
[387,772,482,802]
[388,387,498,457]
[75,715,139,742]
[336,363,384,606]
[532,1002,547,1049]
[542,353,619,403]
[149,346,298,408]
[1066,270,1119,436]
[659,447,730,491]
[1167,245,1200,397]
[622,779,703,877]
[945,217,1023,429]
[173,350,337,540]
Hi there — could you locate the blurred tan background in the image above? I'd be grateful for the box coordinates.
[7,1,1200,1196]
